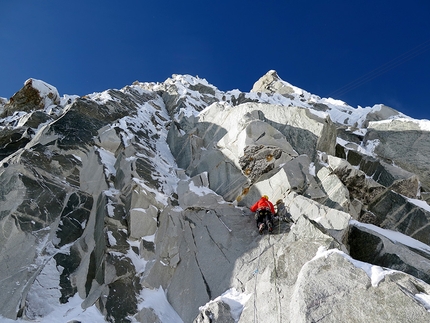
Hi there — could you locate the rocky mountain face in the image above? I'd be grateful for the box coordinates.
[1,70,430,322]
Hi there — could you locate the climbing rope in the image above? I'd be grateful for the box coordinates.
[253,239,263,323]
[253,230,287,323]
[328,39,430,98]
[269,233,283,323]
[252,204,291,323]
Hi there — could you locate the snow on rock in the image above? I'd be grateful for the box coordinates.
[198,288,251,322]
[87,90,121,104]
[107,231,117,246]
[0,295,106,323]
[407,197,430,212]
[415,293,430,311]
[137,286,183,323]
[314,246,397,287]
[2,71,430,323]
[351,220,430,254]
[368,117,430,131]
[96,146,117,177]
[25,78,60,107]
[251,70,408,129]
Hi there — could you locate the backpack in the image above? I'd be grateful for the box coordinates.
[259,199,271,211]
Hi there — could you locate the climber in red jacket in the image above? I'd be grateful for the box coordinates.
[250,195,275,234]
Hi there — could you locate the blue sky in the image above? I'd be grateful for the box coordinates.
[1,0,430,119]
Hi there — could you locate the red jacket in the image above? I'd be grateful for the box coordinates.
[250,197,275,214]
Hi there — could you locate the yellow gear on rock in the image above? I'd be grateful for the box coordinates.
[262,195,269,200]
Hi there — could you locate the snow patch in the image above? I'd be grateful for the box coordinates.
[25,78,60,108]
[309,162,316,176]
[416,119,430,131]
[407,197,430,212]
[107,231,117,246]
[0,294,106,323]
[87,90,120,104]
[72,154,82,162]
[308,108,329,119]
[314,246,396,287]
[126,240,148,274]
[59,94,79,106]
[136,286,183,323]
[198,288,251,322]
[143,233,156,243]
[415,293,430,311]
[189,180,215,196]
[350,220,430,254]
[96,146,117,177]
[24,257,62,319]
[368,117,430,131]
[363,139,380,156]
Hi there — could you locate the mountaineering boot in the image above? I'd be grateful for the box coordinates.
[259,223,265,234]
[268,222,273,233]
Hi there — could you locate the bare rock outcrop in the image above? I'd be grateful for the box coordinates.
[1,78,60,117]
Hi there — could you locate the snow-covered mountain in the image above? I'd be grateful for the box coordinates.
[1,70,430,322]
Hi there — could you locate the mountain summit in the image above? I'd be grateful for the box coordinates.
[1,71,430,322]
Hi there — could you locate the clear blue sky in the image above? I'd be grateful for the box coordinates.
[1,0,430,119]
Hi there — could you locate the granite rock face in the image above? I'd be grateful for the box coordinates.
[365,119,430,191]
[1,72,430,322]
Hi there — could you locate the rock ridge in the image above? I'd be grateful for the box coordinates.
[0,71,430,322]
